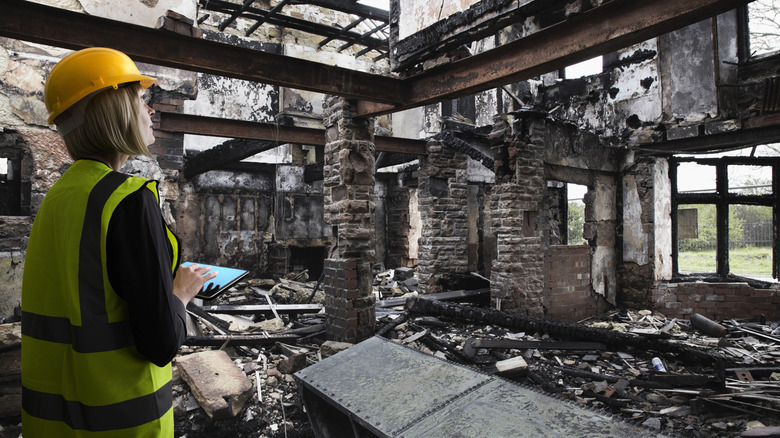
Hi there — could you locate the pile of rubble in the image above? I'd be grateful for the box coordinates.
[379,297,780,438]
[1,268,779,438]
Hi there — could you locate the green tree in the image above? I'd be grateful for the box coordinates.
[678,204,744,251]
[568,201,585,245]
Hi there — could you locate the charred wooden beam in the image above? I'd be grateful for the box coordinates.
[357,0,752,117]
[200,303,323,316]
[433,131,494,169]
[290,0,389,23]
[376,288,490,308]
[245,0,291,36]
[183,138,278,179]
[462,338,607,360]
[405,297,731,367]
[184,334,299,346]
[1,0,404,105]
[159,112,427,154]
[319,17,366,47]
[217,0,254,31]
[199,0,387,52]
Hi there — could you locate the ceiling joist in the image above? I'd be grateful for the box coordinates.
[356,0,752,117]
[0,0,755,121]
[159,113,427,154]
[1,0,404,105]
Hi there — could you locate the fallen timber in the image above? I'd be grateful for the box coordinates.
[405,297,733,369]
[376,288,489,308]
[199,303,323,317]
[184,333,300,347]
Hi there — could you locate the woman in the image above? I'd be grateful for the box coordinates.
[21,47,216,437]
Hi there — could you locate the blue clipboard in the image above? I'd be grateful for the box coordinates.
[181,262,250,300]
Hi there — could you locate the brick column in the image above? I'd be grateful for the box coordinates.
[417,137,469,294]
[386,180,413,268]
[487,114,546,317]
[321,97,376,342]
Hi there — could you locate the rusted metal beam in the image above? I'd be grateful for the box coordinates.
[638,123,780,153]
[160,112,324,145]
[3,0,751,120]
[1,0,405,105]
[159,112,427,154]
[357,0,752,117]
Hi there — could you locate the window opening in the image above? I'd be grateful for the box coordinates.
[748,0,780,57]
[564,56,603,79]
[567,183,587,245]
[671,147,779,282]
[0,155,22,216]
[677,203,718,274]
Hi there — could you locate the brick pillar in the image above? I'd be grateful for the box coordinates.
[487,114,546,317]
[321,97,376,342]
[417,137,469,294]
[386,180,412,268]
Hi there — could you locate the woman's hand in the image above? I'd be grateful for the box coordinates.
[172,264,218,307]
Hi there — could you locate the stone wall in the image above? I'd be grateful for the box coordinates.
[619,155,672,309]
[384,177,414,269]
[417,137,470,294]
[487,115,546,316]
[321,97,376,342]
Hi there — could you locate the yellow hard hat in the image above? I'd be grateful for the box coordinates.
[44,47,156,124]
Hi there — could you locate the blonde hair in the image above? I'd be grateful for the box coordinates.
[58,82,152,160]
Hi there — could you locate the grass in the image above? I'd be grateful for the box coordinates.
[678,246,773,275]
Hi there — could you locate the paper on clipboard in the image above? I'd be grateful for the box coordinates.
[181,262,250,300]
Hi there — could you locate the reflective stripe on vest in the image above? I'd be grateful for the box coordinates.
[22,161,176,435]
[22,382,172,432]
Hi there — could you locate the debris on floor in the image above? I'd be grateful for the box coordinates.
[1,268,779,438]
[379,297,780,438]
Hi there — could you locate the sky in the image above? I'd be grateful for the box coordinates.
[358,0,389,10]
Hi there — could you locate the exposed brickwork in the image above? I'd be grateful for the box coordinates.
[652,282,780,321]
[150,89,189,171]
[544,245,598,321]
[385,180,414,268]
[487,115,546,317]
[618,157,661,309]
[417,137,469,294]
[321,97,376,342]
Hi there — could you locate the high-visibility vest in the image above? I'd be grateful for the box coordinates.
[21,159,180,437]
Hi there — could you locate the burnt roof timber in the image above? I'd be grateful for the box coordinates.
[1,0,404,105]
[289,0,389,23]
[356,0,754,117]
[198,0,388,52]
[319,17,366,47]
[1,0,761,125]
[638,122,780,154]
[159,112,427,155]
[245,0,292,36]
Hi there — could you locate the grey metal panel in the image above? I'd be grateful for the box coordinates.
[295,336,669,438]
[296,336,491,436]
[399,378,659,438]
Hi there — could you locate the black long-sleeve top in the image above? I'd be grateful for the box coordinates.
[105,186,186,367]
